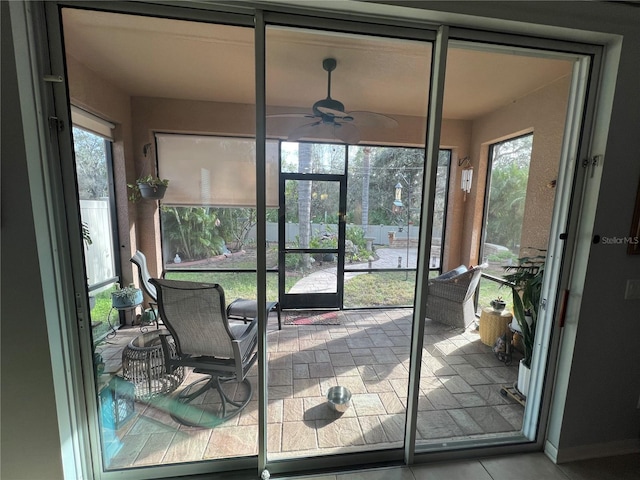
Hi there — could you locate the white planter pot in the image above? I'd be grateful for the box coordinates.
[517,359,531,398]
[510,314,533,334]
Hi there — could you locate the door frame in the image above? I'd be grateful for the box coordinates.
[278,170,347,310]
[22,1,615,478]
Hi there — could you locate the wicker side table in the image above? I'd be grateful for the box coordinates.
[122,330,184,400]
[479,307,513,346]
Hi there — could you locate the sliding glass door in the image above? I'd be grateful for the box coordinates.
[416,39,582,452]
[41,2,599,478]
[264,23,433,467]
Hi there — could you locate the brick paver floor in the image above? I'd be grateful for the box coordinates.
[96,309,521,468]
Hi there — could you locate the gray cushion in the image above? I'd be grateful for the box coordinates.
[434,265,468,281]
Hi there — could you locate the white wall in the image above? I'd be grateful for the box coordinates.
[3,2,640,479]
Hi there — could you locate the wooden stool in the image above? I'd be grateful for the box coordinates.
[479,307,513,346]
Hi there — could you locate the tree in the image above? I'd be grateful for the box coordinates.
[214,208,257,250]
[485,135,533,250]
[361,146,372,232]
[72,127,108,199]
[298,143,312,267]
[367,147,425,226]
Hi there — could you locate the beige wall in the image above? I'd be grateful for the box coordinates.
[440,119,473,269]
[129,96,477,272]
[80,74,569,276]
[130,97,259,275]
[66,56,139,287]
[463,75,572,265]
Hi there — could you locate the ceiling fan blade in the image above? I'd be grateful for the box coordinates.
[334,122,360,144]
[348,111,399,128]
[287,121,322,141]
[316,106,352,119]
[267,113,316,119]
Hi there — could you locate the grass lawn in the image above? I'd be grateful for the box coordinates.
[343,271,416,307]
[87,263,513,341]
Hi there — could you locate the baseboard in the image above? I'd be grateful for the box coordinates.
[544,440,559,463]
[550,438,640,464]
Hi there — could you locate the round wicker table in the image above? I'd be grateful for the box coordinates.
[479,307,513,346]
[121,330,184,400]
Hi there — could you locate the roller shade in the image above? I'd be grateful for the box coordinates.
[70,105,115,140]
[156,133,279,207]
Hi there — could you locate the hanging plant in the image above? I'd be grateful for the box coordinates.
[128,174,169,202]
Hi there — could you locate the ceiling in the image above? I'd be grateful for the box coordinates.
[61,8,573,121]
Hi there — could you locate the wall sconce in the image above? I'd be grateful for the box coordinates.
[459,157,473,199]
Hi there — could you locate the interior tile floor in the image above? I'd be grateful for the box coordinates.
[284,452,640,480]
[95,309,525,469]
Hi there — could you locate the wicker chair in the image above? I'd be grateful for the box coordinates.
[427,263,488,328]
[151,278,258,427]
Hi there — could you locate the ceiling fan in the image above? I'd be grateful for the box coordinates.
[268,58,398,144]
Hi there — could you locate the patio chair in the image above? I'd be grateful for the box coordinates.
[150,278,258,427]
[130,250,161,327]
[427,263,488,329]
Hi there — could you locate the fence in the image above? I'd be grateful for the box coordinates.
[80,199,116,289]
[259,222,426,246]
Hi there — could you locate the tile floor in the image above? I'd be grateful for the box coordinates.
[283,452,640,480]
[95,309,523,468]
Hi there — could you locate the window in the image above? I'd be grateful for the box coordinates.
[157,134,280,301]
[72,125,119,341]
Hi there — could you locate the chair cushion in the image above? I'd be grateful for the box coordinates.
[227,299,258,318]
[434,265,468,281]
[227,299,278,319]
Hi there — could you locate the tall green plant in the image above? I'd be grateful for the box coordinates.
[160,206,224,260]
[503,253,545,367]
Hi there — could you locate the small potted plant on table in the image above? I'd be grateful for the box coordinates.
[111,283,143,309]
[490,296,506,311]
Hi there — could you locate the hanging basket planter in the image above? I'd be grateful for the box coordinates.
[137,182,167,200]
[128,175,169,202]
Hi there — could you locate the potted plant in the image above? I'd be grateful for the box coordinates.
[82,221,92,247]
[111,283,143,309]
[82,222,97,309]
[128,174,169,202]
[503,252,545,397]
[490,296,506,311]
